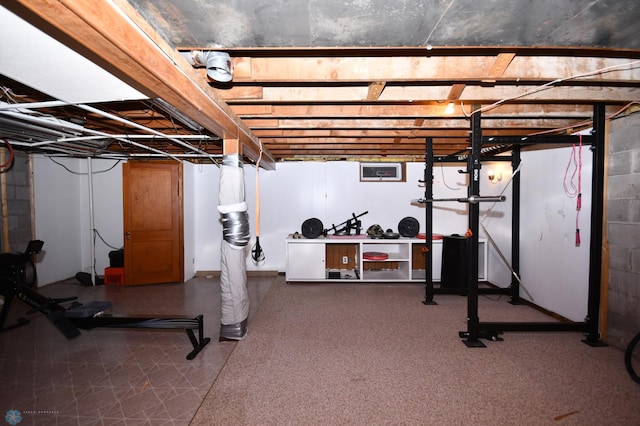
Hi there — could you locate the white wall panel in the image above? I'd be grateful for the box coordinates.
[33,156,84,285]
[183,161,196,281]
[192,164,222,272]
[479,160,516,289]
[84,159,123,277]
[193,161,477,272]
[519,146,592,322]
[33,156,123,286]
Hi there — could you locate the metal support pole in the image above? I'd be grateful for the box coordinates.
[87,157,96,286]
[423,138,436,305]
[510,146,521,304]
[463,108,485,347]
[583,104,607,347]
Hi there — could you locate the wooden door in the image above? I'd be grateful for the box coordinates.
[122,161,183,285]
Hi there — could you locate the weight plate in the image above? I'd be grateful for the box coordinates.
[363,251,389,260]
[301,218,324,239]
[416,233,444,240]
[382,230,400,239]
[398,216,420,237]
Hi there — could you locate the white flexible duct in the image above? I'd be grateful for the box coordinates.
[217,153,250,340]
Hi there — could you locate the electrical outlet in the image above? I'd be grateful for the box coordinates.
[342,256,348,264]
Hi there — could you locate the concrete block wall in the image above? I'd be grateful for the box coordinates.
[607,111,640,349]
[0,151,33,253]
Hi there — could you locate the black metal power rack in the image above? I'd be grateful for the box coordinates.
[420,104,608,348]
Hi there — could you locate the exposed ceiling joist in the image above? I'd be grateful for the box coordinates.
[366,81,387,101]
[231,103,615,118]
[227,55,640,84]
[215,85,639,103]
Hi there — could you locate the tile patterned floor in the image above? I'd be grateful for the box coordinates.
[0,276,274,425]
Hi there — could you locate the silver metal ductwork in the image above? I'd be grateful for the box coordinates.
[181,50,234,83]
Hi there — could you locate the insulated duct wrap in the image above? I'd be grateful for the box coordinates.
[219,240,248,327]
[222,155,243,168]
[219,202,250,248]
[217,154,249,334]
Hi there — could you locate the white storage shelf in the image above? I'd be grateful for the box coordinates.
[285,235,487,283]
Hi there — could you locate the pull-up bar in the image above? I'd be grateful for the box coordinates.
[416,195,506,204]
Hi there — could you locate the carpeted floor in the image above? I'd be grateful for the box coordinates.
[191,278,640,425]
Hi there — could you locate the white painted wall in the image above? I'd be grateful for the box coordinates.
[243,160,516,282]
[192,161,481,273]
[33,155,124,285]
[192,163,221,273]
[183,161,196,281]
[477,159,516,290]
[33,156,84,284]
[33,150,592,322]
[519,146,592,322]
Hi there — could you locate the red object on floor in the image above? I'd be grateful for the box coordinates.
[363,251,389,260]
[104,267,124,284]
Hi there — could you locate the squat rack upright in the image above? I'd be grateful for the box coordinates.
[421,104,607,348]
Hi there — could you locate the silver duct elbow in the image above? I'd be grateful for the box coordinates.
[180,50,234,83]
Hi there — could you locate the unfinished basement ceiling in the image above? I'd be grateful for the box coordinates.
[0,0,639,168]
[131,0,640,49]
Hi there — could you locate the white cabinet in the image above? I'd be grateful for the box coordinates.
[285,236,487,283]
[285,242,326,280]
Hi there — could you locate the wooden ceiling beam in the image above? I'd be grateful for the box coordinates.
[366,81,387,100]
[266,143,428,149]
[260,137,468,144]
[232,103,605,118]
[230,55,640,84]
[218,85,639,103]
[253,129,536,138]
[447,84,467,101]
[254,129,474,137]
[408,118,426,138]
[482,52,517,84]
[242,118,577,129]
[267,139,470,149]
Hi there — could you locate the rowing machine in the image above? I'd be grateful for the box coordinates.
[0,240,210,360]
